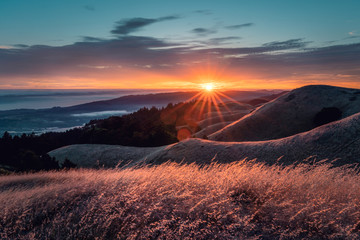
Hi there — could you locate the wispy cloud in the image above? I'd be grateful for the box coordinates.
[81,36,105,42]
[191,28,217,36]
[194,10,212,15]
[12,44,29,48]
[262,38,310,50]
[83,5,95,11]
[0,45,14,49]
[225,23,254,30]
[208,37,242,45]
[111,16,180,35]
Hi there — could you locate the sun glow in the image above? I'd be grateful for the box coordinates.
[202,83,215,92]
[161,81,246,142]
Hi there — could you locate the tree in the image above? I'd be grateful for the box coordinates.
[61,158,77,169]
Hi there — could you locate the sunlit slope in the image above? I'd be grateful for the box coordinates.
[209,85,360,142]
[50,112,360,167]
[1,162,360,239]
[145,111,360,166]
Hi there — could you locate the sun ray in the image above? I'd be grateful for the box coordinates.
[210,94,225,123]
[197,96,208,120]
[212,91,232,113]
[186,92,206,119]
[216,91,246,106]
[207,94,213,125]
[164,81,249,140]
[165,91,203,115]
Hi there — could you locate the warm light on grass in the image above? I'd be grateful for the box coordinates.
[1,162,360,239]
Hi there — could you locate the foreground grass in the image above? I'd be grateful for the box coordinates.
[1,161,360,239]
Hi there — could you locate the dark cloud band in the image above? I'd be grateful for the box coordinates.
[0,33,359,85]
[111,15,179,35]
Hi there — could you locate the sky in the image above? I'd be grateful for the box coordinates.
[0,0,360,90]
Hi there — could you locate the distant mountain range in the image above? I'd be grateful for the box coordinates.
[0,90,282,135]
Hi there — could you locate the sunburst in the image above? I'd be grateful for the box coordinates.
[160,82,246,141]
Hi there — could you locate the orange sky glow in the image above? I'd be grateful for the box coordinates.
[2,69,359,90]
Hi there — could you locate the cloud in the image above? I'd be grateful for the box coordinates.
[0,45,14,49]
[194,10,212,15]
[346,36,360,40]
[208,37,241,45]
[262,38,310,50]
[0,36,187,78]
[83,5,95,11]
[0,29,359,87]
[111,15,179,35]
[12,44,29,48]
[191,28,217,36]
[195,38,310,55]
[82,36,105,42]
[226,23,254,30]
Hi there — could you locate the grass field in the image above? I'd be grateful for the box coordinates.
[1,161,360,239]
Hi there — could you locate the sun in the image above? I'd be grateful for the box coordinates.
[202,83,214,92]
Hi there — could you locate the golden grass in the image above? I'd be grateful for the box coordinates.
[1,161,360,239]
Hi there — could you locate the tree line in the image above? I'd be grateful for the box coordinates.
[0,100,204,172]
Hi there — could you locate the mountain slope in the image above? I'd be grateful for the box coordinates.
[209,85,360,142]
[143,111,360,166]
[49,112,360,167]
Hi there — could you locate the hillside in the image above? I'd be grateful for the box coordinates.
[49,111,360,168]
[49,144,164,168]
[209,85,360,141]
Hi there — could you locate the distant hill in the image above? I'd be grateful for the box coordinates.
[66,90,278,112]
[0,90,279,135]
[49,111,360,168]
[243,91,288,106]
[209,85,360,142]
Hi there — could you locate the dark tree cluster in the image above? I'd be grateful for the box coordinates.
[0,101,204,172]
[0,132,59,172]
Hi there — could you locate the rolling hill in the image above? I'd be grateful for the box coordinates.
[49,111,360,168]
[209,85,360,142]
